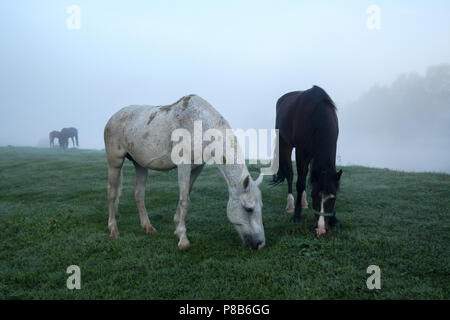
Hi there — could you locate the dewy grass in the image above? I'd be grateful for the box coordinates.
[0,147,448,299]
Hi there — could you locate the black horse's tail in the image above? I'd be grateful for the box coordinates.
[269,134,290,186]
[271,160,290,186]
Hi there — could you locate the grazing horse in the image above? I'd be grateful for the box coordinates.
[58,127,79,149]
[272,86,342,236]
[104,94,265,250]
[49,131,60,147]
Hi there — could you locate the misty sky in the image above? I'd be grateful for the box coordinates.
[0,1,449,172]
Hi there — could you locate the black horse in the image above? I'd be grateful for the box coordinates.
[58,127,79,149]
[272,86,342,236]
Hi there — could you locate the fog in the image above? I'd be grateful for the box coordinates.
[339,64,450,172]
[0,1,449,172]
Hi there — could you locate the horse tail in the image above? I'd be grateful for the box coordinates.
[270,159,290,186]
[270,135,290,186]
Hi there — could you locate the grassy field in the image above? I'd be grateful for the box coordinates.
[0,146,449,299]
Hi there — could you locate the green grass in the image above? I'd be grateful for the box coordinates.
[0,146,449,299]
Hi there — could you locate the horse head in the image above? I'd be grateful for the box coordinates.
[227,173,265,250]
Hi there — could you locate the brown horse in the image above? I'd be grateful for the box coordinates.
[49,131,60,148]
[271,86,342,236]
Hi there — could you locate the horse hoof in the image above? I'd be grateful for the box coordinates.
[291,215,302,223]
[144,225,156,234]
[286,194,295,213]
[178,240,190,250]
[301,204,308,209]
[110,230,120,238]
[315,227,327,237]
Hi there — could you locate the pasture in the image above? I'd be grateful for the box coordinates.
[0,147,448,299]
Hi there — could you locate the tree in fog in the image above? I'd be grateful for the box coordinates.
[340,64,450,172]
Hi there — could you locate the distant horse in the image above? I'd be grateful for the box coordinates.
[104,95,265,250]
[272,86,342,236]
[49,131,60,148]
[58,127,79,149]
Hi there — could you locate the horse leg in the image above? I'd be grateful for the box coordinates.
[174,164,204,227]
[329,214,341,229]
[301,190,309,208]
[174,164,194,249]
[292,153,309,223]
[133,162,156,234]
[107,157,124,238]
[298,162,309,210]
[276,137,295,213]
[285,147,295,213]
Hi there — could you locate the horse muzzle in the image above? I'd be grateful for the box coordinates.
[243,234,265,250]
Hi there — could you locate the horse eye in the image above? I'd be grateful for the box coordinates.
[244,207,254,213]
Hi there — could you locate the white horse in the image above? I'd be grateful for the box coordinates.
[104,94,265,250]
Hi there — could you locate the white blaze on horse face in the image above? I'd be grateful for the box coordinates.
[321,194,335,214]
[317,216,325,230]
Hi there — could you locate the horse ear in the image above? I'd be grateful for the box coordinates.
[255,173,263,186]
[243,175,250,190]
[336,169,343,181]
